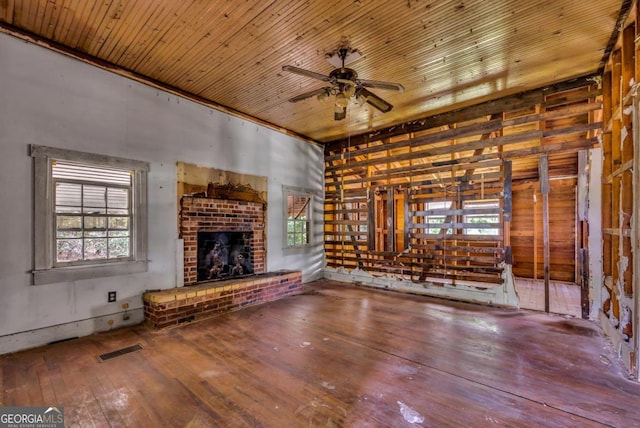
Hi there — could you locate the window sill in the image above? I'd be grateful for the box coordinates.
[32,260,149,285]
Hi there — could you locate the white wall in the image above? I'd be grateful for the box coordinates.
[0,33,325,353]
[588,148,603,320]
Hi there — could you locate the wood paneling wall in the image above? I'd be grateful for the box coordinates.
[511,179,577,282]
[600,4,639,378]
[324,76,601,287]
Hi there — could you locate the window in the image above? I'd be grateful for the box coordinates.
[463,199,500,235]
[54,162,132,264]
[284,187,312,248]
[423,201,453,235]
[31,145,149,285]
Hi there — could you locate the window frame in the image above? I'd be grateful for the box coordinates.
[30,145,149,285]
[283,186,313,250]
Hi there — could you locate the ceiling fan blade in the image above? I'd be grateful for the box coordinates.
[357,87,394,113]
[282,65,331,82]
[334,106,347,121]
[287,87,331,103]
[359,79,405,93]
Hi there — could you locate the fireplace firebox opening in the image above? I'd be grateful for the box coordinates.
[197,231,254,282]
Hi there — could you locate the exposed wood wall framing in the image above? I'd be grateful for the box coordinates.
[324,75,602,289]
[600,3,639,379]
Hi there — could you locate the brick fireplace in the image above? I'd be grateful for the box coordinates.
[180,196,265,285]
[143,194,301,329]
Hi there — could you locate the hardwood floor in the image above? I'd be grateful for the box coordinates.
[1,279,639,427]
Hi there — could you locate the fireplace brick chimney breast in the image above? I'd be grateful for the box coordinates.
[180,196,265,285]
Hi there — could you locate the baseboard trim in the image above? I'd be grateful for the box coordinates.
[322,266,519,308]
[0,309,144,355]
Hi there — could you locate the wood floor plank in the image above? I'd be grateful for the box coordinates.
[1,279,639,427]
[35,357,58,406]
[292,285,637,426]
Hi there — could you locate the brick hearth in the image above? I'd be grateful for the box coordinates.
[143,270,302,328]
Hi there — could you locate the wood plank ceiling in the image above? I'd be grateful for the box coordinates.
[0,0,625,143]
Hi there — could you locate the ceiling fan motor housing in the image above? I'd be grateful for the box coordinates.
[330,68,358,101]
[329,68,358,82]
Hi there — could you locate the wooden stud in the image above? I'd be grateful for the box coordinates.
[504,160,513,264]
[386,187,394,252]
[539,154,550,313]
[581,248,590,319]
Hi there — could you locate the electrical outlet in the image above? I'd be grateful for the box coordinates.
[108,291,117,302]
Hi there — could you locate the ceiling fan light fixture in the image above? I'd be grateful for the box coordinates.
[335,92,350,108]
[317,90,330,102]
[343,84,356,98]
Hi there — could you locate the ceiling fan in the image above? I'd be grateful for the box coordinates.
[282,46,405,120]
